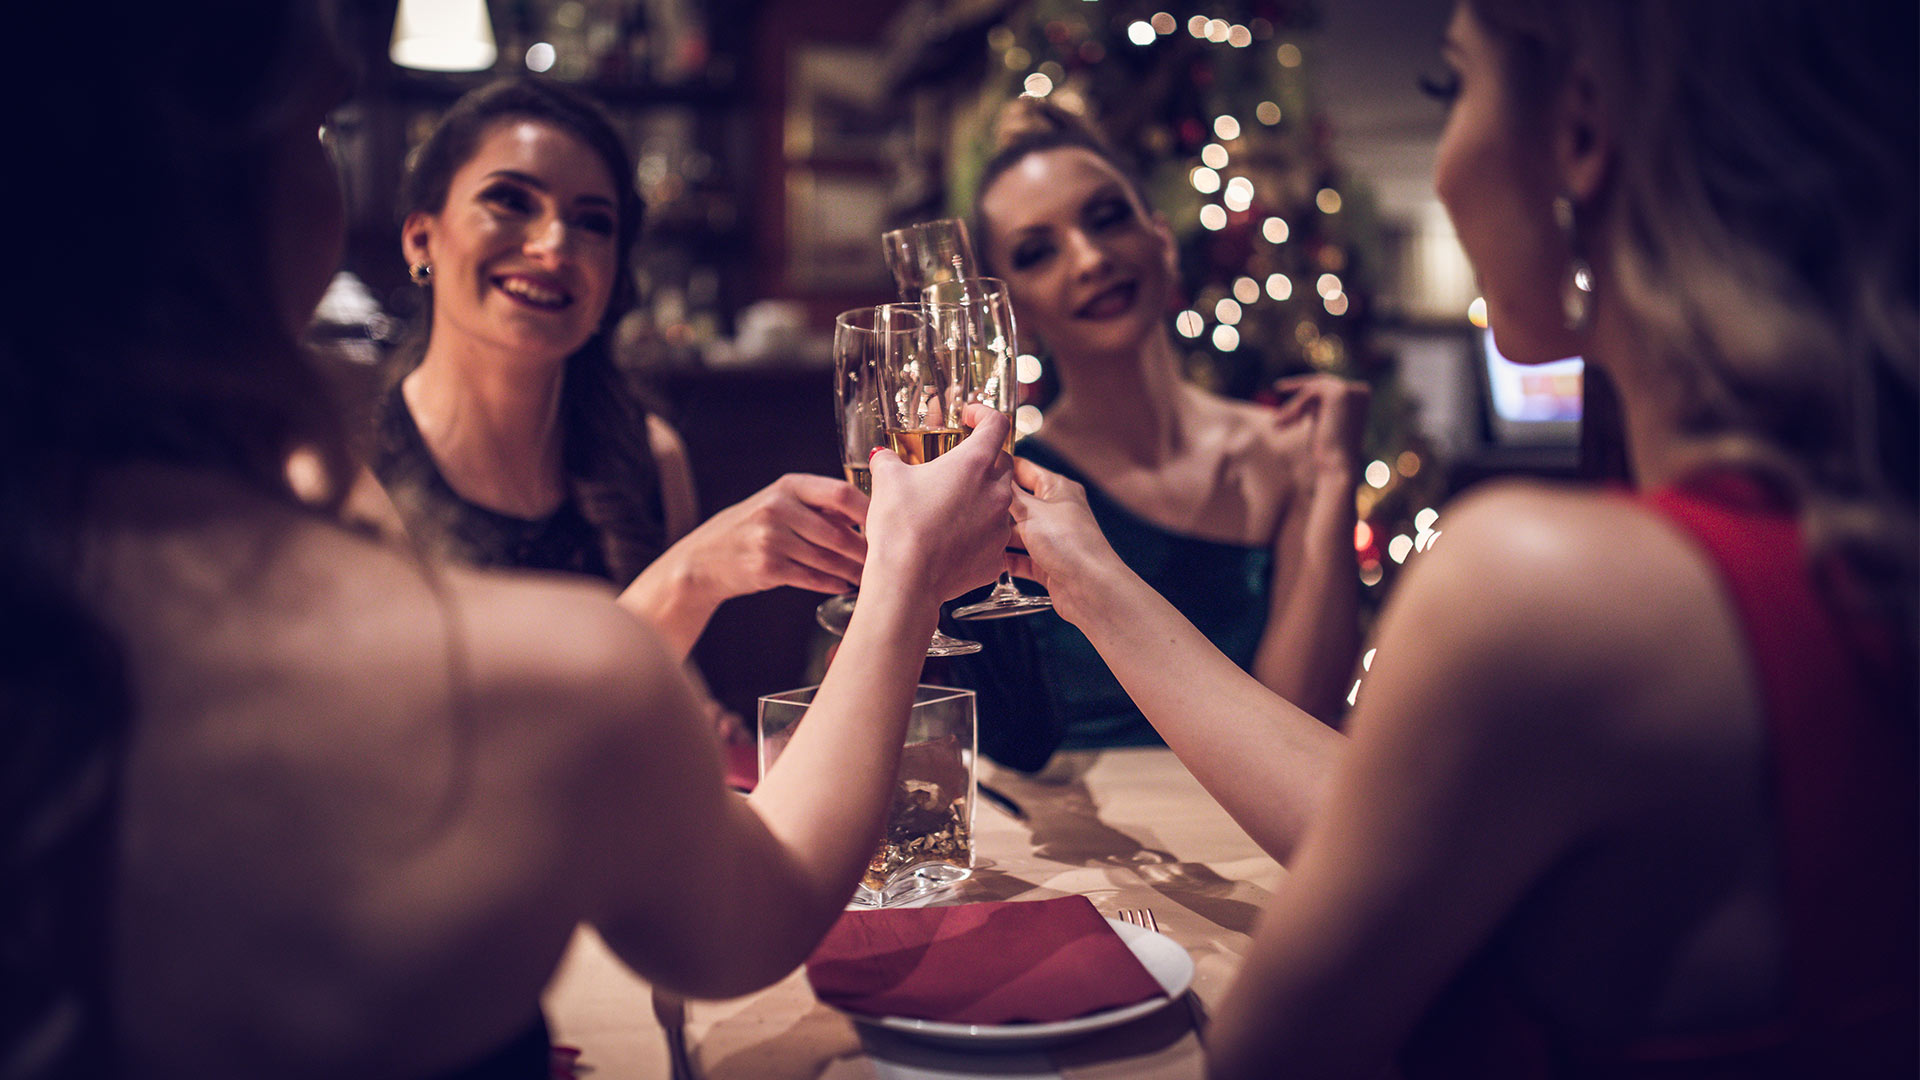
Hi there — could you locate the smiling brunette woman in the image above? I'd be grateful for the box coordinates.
[0,6,1014,1076]
[950,99,1369,770]
[375,79,867,662]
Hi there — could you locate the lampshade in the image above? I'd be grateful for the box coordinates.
[390,0,498,73]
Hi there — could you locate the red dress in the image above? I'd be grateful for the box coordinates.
[1401,473,1917,1078]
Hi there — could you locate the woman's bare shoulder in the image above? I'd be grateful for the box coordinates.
[1206,393,1304,469]
[429,560,689,726]
[644,414,699,540]
[251,514,688,745]
[1374,479,1755,752]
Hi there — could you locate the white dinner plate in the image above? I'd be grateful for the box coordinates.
[834,917,1195,1051]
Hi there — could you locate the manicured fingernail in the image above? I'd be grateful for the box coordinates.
[869,447,883,461]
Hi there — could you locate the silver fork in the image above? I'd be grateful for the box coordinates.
[1114,908,1209,1037]
[651,987,697,1080]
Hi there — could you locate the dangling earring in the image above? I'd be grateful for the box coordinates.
[1552,194,1593,332]
[409,262,433,286]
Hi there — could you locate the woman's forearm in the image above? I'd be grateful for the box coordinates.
[615,542,726,659]
[746,550,941,898]
[1067,558,1346,864]
[1254,469,1361,723]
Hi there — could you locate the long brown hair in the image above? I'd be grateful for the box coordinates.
[384,78,667,583]
[1468,0,1918,638]
[1,2,352,1074]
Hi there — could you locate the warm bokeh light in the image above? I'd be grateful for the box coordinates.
[1175,310,1205,338]
[1023,72,1054,97]
[1362,647,1377,671]
[1265,273,1293,300]
[1276,42,1303,67]
[1190,165,1221,194]
[1198,204,1228,230]
[1360,562,1384,587]
[1233,276,1260,304]
[1015,404,1044,435]
[1222,181,1253,213]
[1212,324,1241,351]
[1227,23,1252,47]
[1324,292,1350,316]
[1187,14,1209,37]
[1315,187,1343,214]
[1201,143,1229,169]
[1213,115,1242,140]
[1316,273,1343,299]
[1127,20,1155,46]
[524,41,556,72]
[1016,353,1043,384]
[1151,12,1177,34]
[1467,295,1489,328]
[1354,520,1374,550]
[1414,507,1439,531]
[1262,216,1290,244]
[390,0,499,71]
[1397,450,1423,477]
[1004,46,1031,69]
[1256,100,1282,125]
[1365,460,1391,488]
[1388,534,1414,564]
[1214,298,1242,325]
[1205,19,1230,43]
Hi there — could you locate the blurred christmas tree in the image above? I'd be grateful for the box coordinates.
[923,0,1449,603]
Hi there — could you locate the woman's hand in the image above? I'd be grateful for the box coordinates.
[1269,374,1370,483]
[676,473,869,602]
[1005,458,1128,626]
[617,474,867,657]
[863,404,1013,603]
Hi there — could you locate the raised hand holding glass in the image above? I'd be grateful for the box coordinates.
[817,304,982,657]
[923,277,1052,620]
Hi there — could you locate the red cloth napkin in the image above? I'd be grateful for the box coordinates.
[804,896,1167,1025]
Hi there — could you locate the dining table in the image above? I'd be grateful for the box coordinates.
[542,746,1285,1079]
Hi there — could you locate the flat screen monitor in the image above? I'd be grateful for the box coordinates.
[1482,327,1582,447]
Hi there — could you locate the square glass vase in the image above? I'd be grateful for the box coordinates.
[758,684,976,908]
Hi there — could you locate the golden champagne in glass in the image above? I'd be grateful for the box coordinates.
[819,304,983,656]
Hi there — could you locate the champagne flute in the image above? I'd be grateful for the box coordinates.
[881,219,977,300]
[923,277,1053,620]
[816,304,983,657]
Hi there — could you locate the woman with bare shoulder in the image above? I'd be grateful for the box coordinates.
[0,4,1012,1077]
[954,99,1368,771]
[1008,0,1916,1074]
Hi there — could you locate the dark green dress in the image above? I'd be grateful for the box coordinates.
[948,437,1274,771]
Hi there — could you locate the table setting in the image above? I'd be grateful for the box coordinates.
[542,218,1283,1079]
[544,745,1281,1079]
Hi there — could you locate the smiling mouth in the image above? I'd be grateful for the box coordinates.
[494,275,573,311]
[1076,281,1138,320]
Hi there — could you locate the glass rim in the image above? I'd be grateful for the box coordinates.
[921,276,1011,307]
[880,217,971,243]
[758,683,975,708]
[833,302,926,335]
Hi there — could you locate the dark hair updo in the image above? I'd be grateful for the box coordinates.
[971,97,1152,276]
